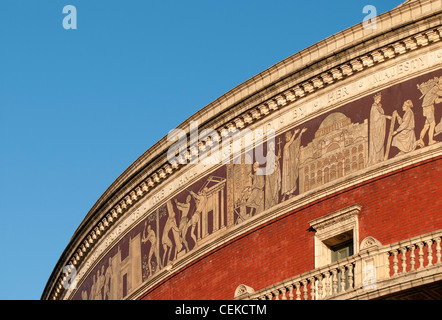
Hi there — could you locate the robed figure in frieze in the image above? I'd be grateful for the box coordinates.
[281,127,307,201]
[235,161,265,224]
[368,92,393,165]
[265,141,281,210]
[389,100,417,156]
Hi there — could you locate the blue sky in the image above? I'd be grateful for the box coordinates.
[0,0,404,300]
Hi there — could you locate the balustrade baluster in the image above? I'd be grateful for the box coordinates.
[325,272,331,297]
[417,242,425,270]
[332,269,338,294]
[317,275,323,300]
[436,237,441,265]
[280,287,287,300]
[288,284,294,301]
[385,252,390,278]
[339,266,346,292]
[392,250,399,276]
[408,245,416,271]
[400,247,407,274]
[309,277,316,300]
[426,240,433,267]
[266,292,273,300]
[302,280,308,300]
[295,282,301,300]
[273,290,279,300]
[346,264,354,289]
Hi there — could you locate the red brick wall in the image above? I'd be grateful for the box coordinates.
[139,156,442,300]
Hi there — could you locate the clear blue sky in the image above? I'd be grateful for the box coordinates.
[0,0,404,300]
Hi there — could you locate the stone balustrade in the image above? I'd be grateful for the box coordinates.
[236,230,442,300]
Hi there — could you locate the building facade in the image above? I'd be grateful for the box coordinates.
[43,0,442,300]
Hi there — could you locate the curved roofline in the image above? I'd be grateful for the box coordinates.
[42,0,442,299]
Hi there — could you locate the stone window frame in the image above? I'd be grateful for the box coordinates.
[308,205,361,268]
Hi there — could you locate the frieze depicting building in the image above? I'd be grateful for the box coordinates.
[43,0,442,300]
[299,112,368,194]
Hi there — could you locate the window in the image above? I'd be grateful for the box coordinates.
[309,206,360,297]
[331,239,354,263]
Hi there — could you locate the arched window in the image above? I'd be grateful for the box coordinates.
[324,167,330,184]
[338,162,343,178]
[330,164,337,181]
[317,170,323,186]
[352,156,358,171]
[310,172,316,189]
[358,153,365,170]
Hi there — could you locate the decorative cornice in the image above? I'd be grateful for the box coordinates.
[44,6,442,300]
[308,205,362,232]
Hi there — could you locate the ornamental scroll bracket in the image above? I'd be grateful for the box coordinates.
[234,284,256,299]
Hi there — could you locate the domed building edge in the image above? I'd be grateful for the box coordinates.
[42,0,442,300]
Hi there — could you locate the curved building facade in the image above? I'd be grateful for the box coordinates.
[43,0,442,300]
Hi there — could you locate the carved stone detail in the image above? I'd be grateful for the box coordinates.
[293,85,305,98]
[302,81,315,93]
[350,59,364,72]
[370,50,385,63]
[340,64,353,76]
[361,55,374,68]
[234,284,255,298]
[360,236,382,249]
[382,46,396,59]
[393,42,407,55]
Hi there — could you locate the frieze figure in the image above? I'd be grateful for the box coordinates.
[103,257,113,300]
[142,221,161,278]
[175,196,191,252]
[90,274,96,300]
[163,201,182,265]
[235,162,265,223]
[281,127,307,201]
[96,266,105,300]
[187,187,208,248]
[265,141,281,210]
[368,92,393,165]
[390,100,417,156]
[417,76,442,147]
